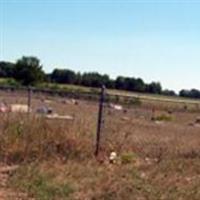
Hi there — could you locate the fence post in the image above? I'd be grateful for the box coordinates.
[95,85,106,157]
[27,86,32,114]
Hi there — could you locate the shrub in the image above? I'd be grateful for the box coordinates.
[152,114,173,122]
[121,152,136,164]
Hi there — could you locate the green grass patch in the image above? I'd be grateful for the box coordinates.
[9,164,74,200]
[152,114,173,122]
[120,152,137,164]
[0,78,20,86]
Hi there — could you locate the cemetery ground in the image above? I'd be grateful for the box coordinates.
[0,90,200,200]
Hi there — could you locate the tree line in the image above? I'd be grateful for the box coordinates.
[0,56,200,99]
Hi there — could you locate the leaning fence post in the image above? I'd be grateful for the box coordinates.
[95,85,106,157]
[27,86,32,114]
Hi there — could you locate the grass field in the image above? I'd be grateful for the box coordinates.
[0,90,200,200]
[1,78,199,105]
[41,82,200,104]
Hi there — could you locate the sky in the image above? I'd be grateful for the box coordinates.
[0,0,200,92]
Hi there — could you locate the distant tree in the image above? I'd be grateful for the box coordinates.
[146,82,162,94]
[180,89,200,99]
[0,61,15,77]
[115,76,146,92]
[179,89,190,97]
[51,69,76,84]
[125,77,136,91]
[106,79,115,89]
[135,78,146,92]
[81,72,109,87]
[115,76,126,90]
[190,89,200,98]
[75,72,82,85]
[101,74,110,86]
[13,56,45,86]
[162,89,176,96]
[3,57,200,99]
[127,78,146,92]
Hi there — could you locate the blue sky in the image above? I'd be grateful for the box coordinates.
[0,0,200,91]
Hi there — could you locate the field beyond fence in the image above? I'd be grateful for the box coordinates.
[0,85,200,200]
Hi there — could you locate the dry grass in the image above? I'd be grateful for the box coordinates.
[0,91,200,199]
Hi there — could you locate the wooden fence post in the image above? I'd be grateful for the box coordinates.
[95,85,106,157]
[27,86,32,114]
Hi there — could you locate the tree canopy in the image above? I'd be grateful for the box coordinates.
[1,56,200,99]
[179,89,200,99]
[0,61,15,77]
[13,56,45,86]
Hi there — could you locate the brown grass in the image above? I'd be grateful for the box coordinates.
[0,91,200,199]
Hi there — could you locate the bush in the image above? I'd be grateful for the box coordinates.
[121,152,136,164]
[152,114,173,122]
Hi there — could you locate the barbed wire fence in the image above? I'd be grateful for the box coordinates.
[1,85,200,162]
[94,85,172,161]
[94,85,141,158]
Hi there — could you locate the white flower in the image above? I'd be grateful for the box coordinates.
[109,152,117,163]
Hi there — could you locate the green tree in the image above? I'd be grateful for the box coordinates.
[13,56,45,86]
[115,76,126,90]
[51,69,76,84]
[146,82,162,94]
[0,61,15,77]
[179,89,200,99]
[81,72,107,87]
